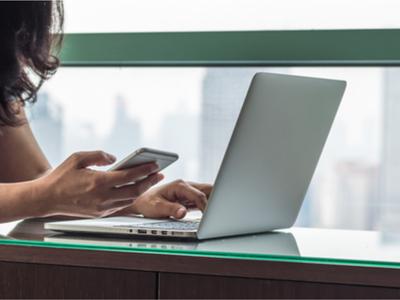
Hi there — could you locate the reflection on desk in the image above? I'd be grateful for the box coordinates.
[44,231,300,257]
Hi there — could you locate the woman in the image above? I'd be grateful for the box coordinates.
[0,1,211,223]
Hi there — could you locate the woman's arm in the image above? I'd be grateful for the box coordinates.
[0,106,50,182]
[0,180,45,222]
[0,105,212,223]
[0,150,163,223]
[0,105,165,222]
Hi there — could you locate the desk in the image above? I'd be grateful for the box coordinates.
[0,218,400,298]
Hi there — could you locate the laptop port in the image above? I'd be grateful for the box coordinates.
[161,231,168,235]
[151,230,157,235]
[137,229,147,234]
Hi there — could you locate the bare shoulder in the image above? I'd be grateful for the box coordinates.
[0,104,50,182]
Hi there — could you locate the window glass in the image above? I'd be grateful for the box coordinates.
[64,0,400,33]
[30,67,397,231]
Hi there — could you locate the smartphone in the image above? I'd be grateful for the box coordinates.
[108,147,179,174]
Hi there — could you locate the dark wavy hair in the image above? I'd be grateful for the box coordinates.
[0,1,64,126]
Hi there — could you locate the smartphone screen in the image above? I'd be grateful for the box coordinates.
[108,147,179,173]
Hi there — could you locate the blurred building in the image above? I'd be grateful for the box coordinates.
[66,122,100,154]
[333,161,378,229]
[380,69,400,230]
[308,123,363,228]
[103,95,142,160]
[159,106,199,181]
[29,92,64,166]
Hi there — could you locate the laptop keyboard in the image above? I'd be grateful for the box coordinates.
[117,220,200,231]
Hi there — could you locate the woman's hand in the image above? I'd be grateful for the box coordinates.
[115,180,213,219]
[35,151,164,218]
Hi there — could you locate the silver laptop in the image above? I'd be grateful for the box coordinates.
[45,72,346,240]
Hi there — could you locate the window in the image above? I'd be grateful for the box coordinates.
[26,4,400,232]
[31,66,399,231]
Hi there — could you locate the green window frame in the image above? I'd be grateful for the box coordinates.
[61,29,400,66]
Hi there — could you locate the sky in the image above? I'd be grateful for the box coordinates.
[63,0,400,33]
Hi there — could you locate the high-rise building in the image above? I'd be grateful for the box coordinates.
[103,95,142,160]
[29,92,64,166]
[380,68,400,230]
[66,122,100,154]
[159,107,199,181]
[333,161,378,229]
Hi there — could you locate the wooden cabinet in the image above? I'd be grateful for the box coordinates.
[159,273,400,299]
[0,245,399,298]
[0,262,156,299]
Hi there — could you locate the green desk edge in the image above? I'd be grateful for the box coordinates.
[1,238,400,269]
[61,29,400,66]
